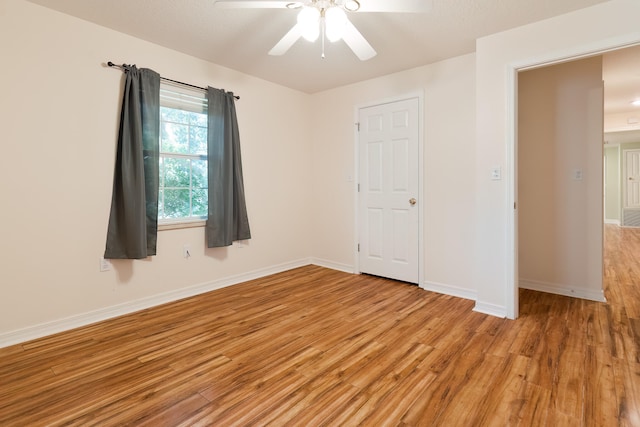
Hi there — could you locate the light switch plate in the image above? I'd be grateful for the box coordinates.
[491,166,501,181]
[573,169,583,180]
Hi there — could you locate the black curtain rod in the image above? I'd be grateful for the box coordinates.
[107,61,240,100]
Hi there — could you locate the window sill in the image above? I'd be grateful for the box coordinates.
[158,219,206,231]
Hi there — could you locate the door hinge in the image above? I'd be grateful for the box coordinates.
[358,183,360,192]
[356,122,360,132]
[514,202,517,210]
[357,244,360,252]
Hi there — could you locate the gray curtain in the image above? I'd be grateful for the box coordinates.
[104,66,160,259]
[206,87,251,247]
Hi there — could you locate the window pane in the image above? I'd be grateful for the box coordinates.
[192,159,208,189]
[190,111,207,127]
[158,99,209,222]
[161,122,189,154]
[160,107,189,124]
[163,189,190,218]
[190,126,207,155]
[164,158,190,188]
[192,189,208,217]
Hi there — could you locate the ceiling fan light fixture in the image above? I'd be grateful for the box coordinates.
[297,7,320,41]
[325,7,347,42]
[344,0,360,12]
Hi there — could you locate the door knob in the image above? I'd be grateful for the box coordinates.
[409,198,417,206]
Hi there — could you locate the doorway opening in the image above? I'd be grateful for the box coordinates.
[514,43,640,315]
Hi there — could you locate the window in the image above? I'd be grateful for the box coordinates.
[158,83,208,225]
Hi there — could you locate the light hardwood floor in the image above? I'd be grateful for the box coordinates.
[1,224,639,426]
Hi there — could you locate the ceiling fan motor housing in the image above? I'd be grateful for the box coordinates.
[219,0,432,61]
[288,0,359,12]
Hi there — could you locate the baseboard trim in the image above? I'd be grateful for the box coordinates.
[421,280,476,301]
[604,219,621,226]
[0,258,313,349]
[473,301,507,318]
[310,258,355,274]
[519,279,607,302]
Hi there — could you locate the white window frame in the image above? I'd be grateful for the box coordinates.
[157,82,208,230]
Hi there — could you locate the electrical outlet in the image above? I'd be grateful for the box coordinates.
[491,166,502,181]
[99,257,111,272]
[183,244,191,259]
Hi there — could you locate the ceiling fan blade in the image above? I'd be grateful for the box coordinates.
[269,24,303,56]
[342,19,376,61]
[214,0,292,8]
[355,0,432,13]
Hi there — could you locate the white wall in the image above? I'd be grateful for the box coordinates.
[475,0,640,317]
[310,54,477,298]
[0,0,313,344]
[518,57,604,301]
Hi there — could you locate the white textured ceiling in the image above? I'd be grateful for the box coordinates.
[26,0,612,93]
[24,0,640,125]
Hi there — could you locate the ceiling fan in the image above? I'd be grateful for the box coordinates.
[213,0,432,60]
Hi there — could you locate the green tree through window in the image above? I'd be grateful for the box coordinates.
[158,88,208,222]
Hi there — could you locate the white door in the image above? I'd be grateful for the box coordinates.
[624,149,640,208]
[358,97,420,284]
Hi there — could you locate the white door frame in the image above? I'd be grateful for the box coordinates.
[354,91,425,286]
[505,37,640,319]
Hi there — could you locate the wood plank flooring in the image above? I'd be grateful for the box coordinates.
[1,224,639,425]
